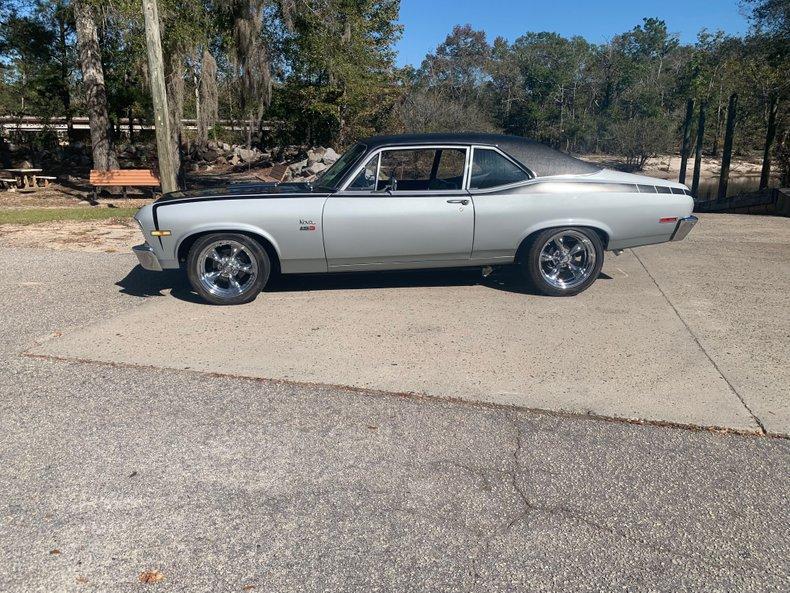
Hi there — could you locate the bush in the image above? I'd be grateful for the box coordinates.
[606,115,675,170]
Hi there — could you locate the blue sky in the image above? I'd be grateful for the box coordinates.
[395,0,751,66]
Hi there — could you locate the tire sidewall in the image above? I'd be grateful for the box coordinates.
[523,227,604,296]
[186,233,270,305]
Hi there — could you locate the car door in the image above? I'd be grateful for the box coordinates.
[322,146,474,270]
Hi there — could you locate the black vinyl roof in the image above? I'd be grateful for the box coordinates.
[360,133,601,177]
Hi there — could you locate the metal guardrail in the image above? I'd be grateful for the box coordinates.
[694,188,789,216]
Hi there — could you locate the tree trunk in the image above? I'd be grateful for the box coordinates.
[691,101,706,198]
[142,0,178,193]
[679,98,694,184]
[74,1,118,171]
[165,53,184,184]
[760,95,779,190]
[56,8,75,143]
[717,93,738,200]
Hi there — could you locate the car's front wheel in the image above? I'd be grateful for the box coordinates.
[521,227,604,296]
[186,233,270,305]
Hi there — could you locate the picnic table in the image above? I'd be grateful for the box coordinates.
[2,168,55,189]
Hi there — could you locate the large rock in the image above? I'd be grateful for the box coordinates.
[235,147,260,163]
[289,159,308,173]
[200,148,219,162]
[307,147,327,165]
[322,148,340,164]
[307,162,328,175]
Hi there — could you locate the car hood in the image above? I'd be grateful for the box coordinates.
[155,182,319,203]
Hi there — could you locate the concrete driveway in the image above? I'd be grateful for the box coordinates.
[29,214,789,436]
[1,229,788,592]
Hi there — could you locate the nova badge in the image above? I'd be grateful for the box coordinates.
[299,219,317,231]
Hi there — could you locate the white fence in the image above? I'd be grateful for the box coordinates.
[0,116,277,134]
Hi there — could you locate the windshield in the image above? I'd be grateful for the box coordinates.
[312,143,367,190]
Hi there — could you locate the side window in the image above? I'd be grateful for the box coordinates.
[433,149,466,190]
[470,148,530,190]
[347,155,379,191]
[378,148,467,192]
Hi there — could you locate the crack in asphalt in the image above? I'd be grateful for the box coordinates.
[461,411,760,591]
[631,249,767,435]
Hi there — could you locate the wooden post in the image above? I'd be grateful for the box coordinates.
[760,95,779,190]
[142,0,178,193]
[691,101,706,198]
[679,98,694,184]
[717,93,738,200]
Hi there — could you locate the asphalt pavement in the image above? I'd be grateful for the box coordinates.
[1,245,788,592]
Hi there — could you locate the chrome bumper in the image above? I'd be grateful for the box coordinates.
[132,243,163,271]
[670,215,698,242]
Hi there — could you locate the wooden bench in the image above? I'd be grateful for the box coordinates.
[36,175,57,188]
[89,169,160,199]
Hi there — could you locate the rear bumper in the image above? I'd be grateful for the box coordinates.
[132,243,163,271]
[670,215,698,242]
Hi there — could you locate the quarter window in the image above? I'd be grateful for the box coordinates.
[470,148,530,189]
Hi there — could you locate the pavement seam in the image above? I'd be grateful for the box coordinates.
[24,348,786,440]
[631,249,767,435]
[25,350,788,439]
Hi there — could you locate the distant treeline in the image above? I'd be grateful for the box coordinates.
[0,1,787,182]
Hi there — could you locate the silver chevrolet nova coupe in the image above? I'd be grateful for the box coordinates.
[133,133,697,305]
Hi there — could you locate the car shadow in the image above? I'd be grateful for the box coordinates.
[117,265,613,304]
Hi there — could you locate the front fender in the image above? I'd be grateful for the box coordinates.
[172,222,283,263]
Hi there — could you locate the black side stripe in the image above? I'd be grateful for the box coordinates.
[151,193,329,230]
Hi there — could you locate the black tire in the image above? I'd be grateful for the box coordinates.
[520,227,604,297]
[186,233,270,305]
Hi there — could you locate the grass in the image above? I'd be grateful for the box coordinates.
[0,207,138,226]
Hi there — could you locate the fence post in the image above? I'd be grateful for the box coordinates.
[717,93,738,200]
[142,0,178,193]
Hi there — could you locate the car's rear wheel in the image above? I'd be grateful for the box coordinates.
[521,227,603,296]
[186,233,270,305]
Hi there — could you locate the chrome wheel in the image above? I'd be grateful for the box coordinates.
[538,230,596,290]
[196,239,258,298]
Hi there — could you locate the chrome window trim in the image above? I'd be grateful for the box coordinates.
[467,145,535,192]
[338,144,471,192]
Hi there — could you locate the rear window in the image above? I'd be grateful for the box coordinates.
[470,148,530,189]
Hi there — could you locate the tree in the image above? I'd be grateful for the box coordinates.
[273,0,403,147]
[74,0,118,170]
[419,24,490,106]
[397,89,497,133]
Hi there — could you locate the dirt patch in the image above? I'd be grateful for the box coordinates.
[0,184,152,209]
[0,218,140,253]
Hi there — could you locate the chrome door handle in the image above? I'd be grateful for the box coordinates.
[447,199,469,205]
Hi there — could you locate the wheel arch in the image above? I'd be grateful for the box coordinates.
[177,228,282,274]
[515,222,610,263]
